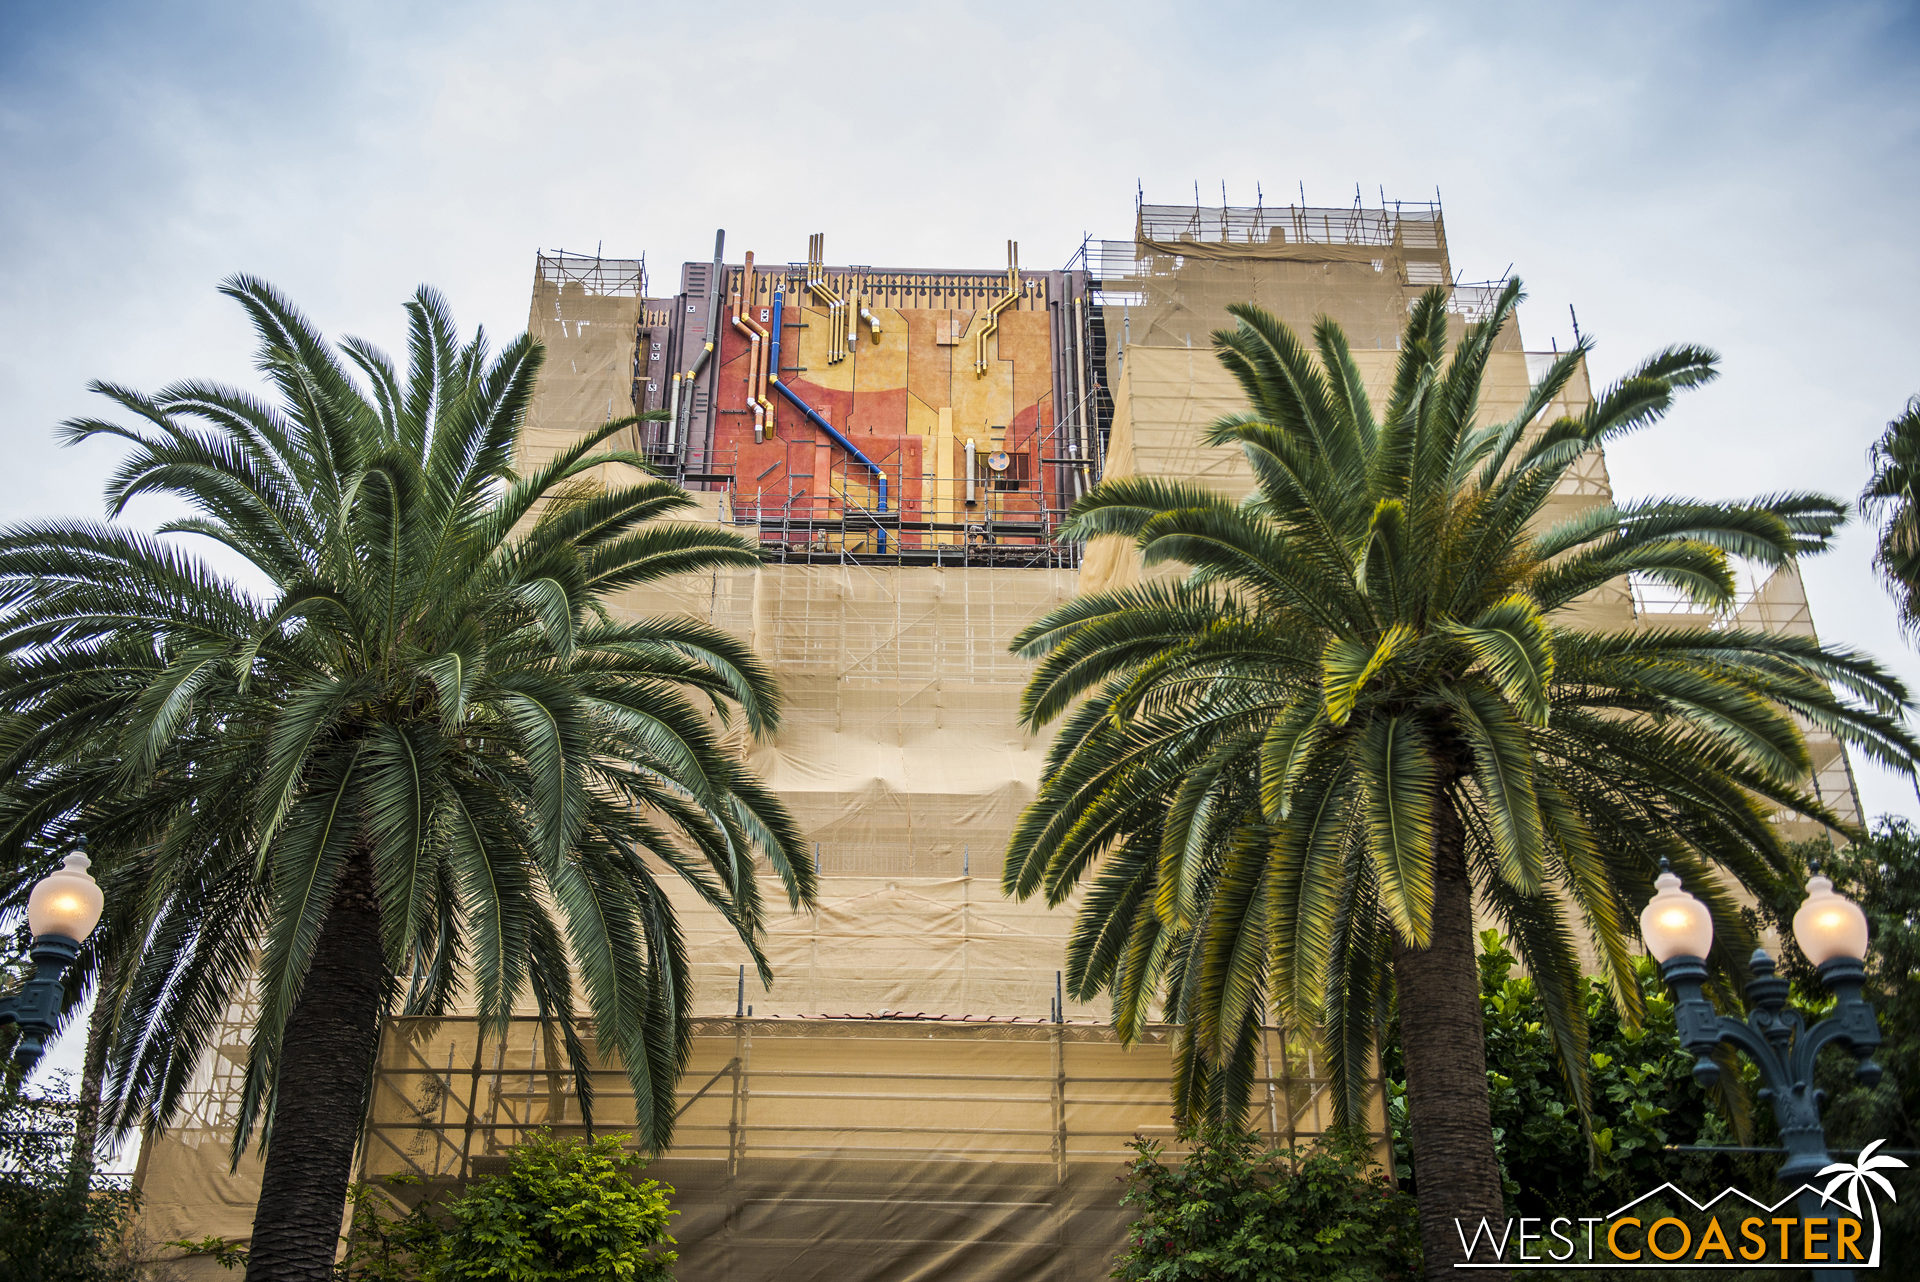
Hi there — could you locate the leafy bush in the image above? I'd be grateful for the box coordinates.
[337,1176,449,1281]
[1446,930,1749,1217]
[1111,1125,1420,1280]
[171,1133,677,1282]
[0,1076,141,1282]
[1384,928,1775,1224]
[439,1131,676,1282]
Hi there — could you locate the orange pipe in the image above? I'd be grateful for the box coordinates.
[732,251,769,441]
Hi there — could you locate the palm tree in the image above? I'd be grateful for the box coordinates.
[1861,395,1920,639]
[1002,284,1917,1277]
[1817,1137,1908,1268]
[0,278,812,1282]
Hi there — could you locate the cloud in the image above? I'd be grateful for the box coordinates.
[4,0,1918,810]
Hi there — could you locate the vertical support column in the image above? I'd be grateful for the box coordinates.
[727,1020,745,1178]
[1278,1024,1296,1149]
[935,407,955,540]
[438,1043,456,1176]
[1262,1027,1280,1142]
[737,1020,755,1177]
[458,1030,486,1179]
[1050,1024,1068,1186]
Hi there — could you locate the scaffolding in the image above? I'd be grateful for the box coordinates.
[535,250,645,297]
[623,558,1083,874]
[361,1014,1387,1282]
[1630,562,1866,838]
[130,193,1863,1281]
[1135,198,1439,249]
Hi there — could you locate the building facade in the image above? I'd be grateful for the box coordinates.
[134,197,1859,1280]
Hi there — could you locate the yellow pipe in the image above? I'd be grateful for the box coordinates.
[807,233,847,365]
[975,241,1023,376]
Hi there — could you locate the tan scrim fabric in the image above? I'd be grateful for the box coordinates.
[134,210,1858,1278]
[361,1015,1386,1282]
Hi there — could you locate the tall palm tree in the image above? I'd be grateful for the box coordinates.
[1003,284,1916,1277]
[1861,395,1920,640]
[0,278,812,1282]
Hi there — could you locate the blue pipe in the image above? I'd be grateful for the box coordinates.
[770,290,888,552]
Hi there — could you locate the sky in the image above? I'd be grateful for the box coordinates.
[4,0,1919,1085]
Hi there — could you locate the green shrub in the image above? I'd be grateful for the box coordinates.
[172,1134,679,1281]
[1384,928,1772,1221]
[1111,1125,1420,1280]
[0,1076,140,1282]
[439,1131,677,1282]
[336,1176,448,1281]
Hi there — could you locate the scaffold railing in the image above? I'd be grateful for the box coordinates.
[535,251,646,297]
[1135,200,1444,249]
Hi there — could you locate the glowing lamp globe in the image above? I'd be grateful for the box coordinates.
[1641,867,1714,963]
[1791,875,1869,966]
[26,852,104,943]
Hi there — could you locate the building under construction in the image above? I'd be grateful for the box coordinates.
[133,195,1862,1280]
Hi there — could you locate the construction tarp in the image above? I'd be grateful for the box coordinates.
[362,1014,1386,1282]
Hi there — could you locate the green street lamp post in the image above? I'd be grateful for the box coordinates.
[1642,861,1880,1279]
[0,847,105,1073]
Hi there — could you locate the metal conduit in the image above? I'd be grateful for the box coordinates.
[671,230,725,458]
[732,251,768,442]
[769,290,888,552]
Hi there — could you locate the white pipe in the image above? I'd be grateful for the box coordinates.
[731,287,765,444]
[964,438,977,507]
[666,371,682,452]
[1072,295,1089,465]
[731,252,769,443]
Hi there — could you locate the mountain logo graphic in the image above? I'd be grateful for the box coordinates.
[1452,1140,1908,1269]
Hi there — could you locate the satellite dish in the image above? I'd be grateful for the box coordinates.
[987,451,1011,472]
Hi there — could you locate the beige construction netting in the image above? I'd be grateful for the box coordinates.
[617,557,1082,877]
[130,223,1859,1281]
[520,253,646,473]
[1086,203,1516,392]
[360,1014,1386,1282]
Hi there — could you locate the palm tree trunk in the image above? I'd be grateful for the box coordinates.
[65,954,116,1188]
[1393,791,1508,1282]
[243,845,386,1282]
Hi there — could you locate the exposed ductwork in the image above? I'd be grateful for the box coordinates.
[731,250,770,442]
[807,234,850,365]
[770,289,889,552]
[669,229,725,456]
[973,241,1023,376]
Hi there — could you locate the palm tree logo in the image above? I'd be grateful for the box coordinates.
[1817,1138,1908,1268]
